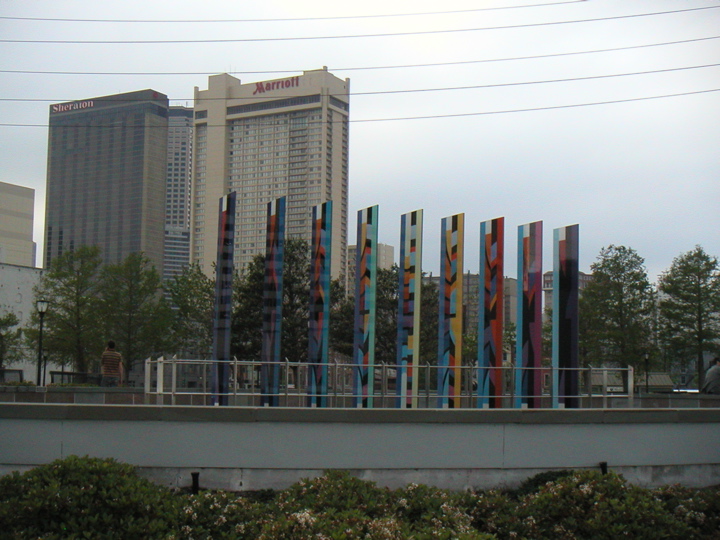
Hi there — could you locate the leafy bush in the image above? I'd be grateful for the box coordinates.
[506,471,692,539]
[512,469,576,498]
[0,455,178,539]
[653,483,720,539]
[174,489,267,539]
[274,470,394,518]
[1,457,719,539]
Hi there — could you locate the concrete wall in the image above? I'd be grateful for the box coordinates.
[2,405,719,491]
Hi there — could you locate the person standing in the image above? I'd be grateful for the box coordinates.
[700,357,720,394]
[101,341,124,387]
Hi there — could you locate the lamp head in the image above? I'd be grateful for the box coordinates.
[36,299,49,315]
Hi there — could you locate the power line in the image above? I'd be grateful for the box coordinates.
[2,88,717,128]
[2,35,718,76]
[0,1,586,23]
[2,62,718,104]
[353,88,720,123]
[2,6,718,44]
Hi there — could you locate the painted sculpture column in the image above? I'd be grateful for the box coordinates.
[308,201,332,407]
[478,217,504,408]
[438,213,464,408]
[261,197,286,407]
[515,221,543,409]
[397,209,423,408]
[552,224,579,408]
[353,205,378,408]
[211,192,236,406]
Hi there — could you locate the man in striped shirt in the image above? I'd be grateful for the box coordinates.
[100,341,124,387]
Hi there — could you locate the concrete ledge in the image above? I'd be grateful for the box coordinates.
[3,403,720,424]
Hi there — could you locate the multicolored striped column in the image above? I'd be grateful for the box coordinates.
[353,205,378,408]
[261,197,286,407]
[552,224,580,408]
[397,209,423,408]
[437,213,464,408]
[478,217,504,408]
[515,221,543,409]
[211,192,236,406]
[308,201,332,407]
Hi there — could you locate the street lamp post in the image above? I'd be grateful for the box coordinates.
[35,299,48,386]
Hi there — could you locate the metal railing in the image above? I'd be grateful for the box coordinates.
[144,357,634,409]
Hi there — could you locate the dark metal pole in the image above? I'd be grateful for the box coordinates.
[36,312,45,386]
[645,352,649,394]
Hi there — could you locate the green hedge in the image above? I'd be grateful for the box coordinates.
[1,456,719,539]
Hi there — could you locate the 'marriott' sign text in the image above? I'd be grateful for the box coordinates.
[253,76,300,95]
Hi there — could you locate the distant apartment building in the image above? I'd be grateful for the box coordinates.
[0,182,36,267]
[190,69,349,279]
[45,90,169,270]
[164,106,193,280]
[346,243,395,290]
[542,270,593,315]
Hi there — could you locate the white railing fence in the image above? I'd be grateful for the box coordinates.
[144,357,634,409]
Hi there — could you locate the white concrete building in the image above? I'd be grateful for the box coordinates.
[0,182,36,267]
[0,263,43,381]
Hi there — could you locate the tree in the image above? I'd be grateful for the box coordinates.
[232,238,310,362]
[165,263,214,358]
[99,253,172,371]
[579,245,655,370]
[419,277,439,366]
[375,266,400,365]
[329,278,354,359]
[0,310,24,369]
[32,245,104,373]
[658,246,720,387]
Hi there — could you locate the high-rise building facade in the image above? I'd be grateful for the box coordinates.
[164,106,193,280]
[45,90,169,270]
[0,181,36,267]
[191,69,349,278]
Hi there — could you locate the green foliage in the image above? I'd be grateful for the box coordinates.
[99,252,172,370]
[392,483,485,539]
[32,245,104,372]
[484,471,692,539]
[658,246,720,387]
[165,263,215,358]
[3,457,720,539]
[232,237,310,362]
[175,490,266,539]
[511,469,576,498]
[275,470,393,518]
[0,309,24,368]
[579,245,656,369]
[0,455,179,539]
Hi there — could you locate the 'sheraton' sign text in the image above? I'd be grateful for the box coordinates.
[51,100,94,113]
[253,76,300,95]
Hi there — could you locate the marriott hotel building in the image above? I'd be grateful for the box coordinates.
[191,68,349,279]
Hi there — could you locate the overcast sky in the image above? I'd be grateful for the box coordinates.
[1,0,718,282]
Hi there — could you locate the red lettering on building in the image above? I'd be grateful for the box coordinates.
[252,76,299,95]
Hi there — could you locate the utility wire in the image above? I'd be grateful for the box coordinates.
[2,62,718,103]
[2,6,718,44]
[0,1,587,23]
[2,88,717,128]
[2,35,718,76]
